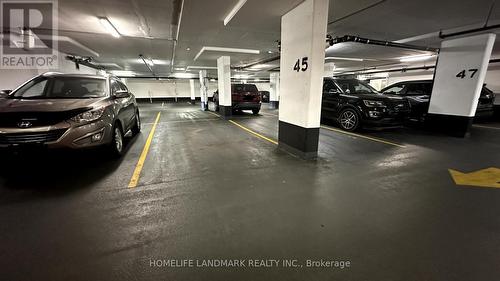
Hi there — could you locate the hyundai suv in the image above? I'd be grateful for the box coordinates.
[322,78,411,131]
[0,73,141,156]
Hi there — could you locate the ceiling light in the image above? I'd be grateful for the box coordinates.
[224,0,248,26]
[233,74,250,79]
[194,46,260,61]
[267,51,273,54]
[174,67,185,71]
[147,58,154,66]
[172,72,195,79]
[248,64,273,70]
[400,54,435,62]
[186,66,218,70]
[98,17,120,38]
[325,57,364,62]
[110,70,135,77]
[186,47,191,51]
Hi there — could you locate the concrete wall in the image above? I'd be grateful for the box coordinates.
[126,79,271,99]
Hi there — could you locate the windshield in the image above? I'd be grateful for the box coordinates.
[335,79,378,95]
[233,84,258,93]
[12,76,107,99]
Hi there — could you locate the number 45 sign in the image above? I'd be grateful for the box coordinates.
[293,57,308,72]
[456,68,478,79]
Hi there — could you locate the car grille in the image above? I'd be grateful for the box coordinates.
[0,109,89,128]
[0,129,67,145]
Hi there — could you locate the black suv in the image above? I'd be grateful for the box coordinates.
[381,80,496,121]
[322,78,410,131]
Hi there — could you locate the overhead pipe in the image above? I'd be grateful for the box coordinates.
[439,24,500,39]
[65,55,103,71]
[440,2,499,39]
[139,54,156,77]
[334,58,500,76]
[327,35,440,53]
[170,0,185,73]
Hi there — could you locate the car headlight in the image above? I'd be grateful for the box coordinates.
[70,107,105,123]
[363,100,386,107]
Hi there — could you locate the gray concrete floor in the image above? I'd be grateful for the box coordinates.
[0,102,499,281]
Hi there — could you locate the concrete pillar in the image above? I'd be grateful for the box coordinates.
[269,72,280,109]
[278,0,329,159]
[199,70,208,111]
[217,56,232,117]
[428,33,496,137]
[189,79,196,104]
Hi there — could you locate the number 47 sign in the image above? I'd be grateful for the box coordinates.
[456,68,478,79]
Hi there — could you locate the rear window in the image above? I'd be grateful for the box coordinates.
[232,84,258,93]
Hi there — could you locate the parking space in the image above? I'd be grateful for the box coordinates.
[2,101,499,280]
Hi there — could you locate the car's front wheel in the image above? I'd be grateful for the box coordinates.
[252,109,260,115]
[338,108,360,131]
[109,124,124,157]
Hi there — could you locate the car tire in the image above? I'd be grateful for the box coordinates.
[109,123,124,157]
[252,109,260,115]
[338,108,360,131]
[131,111,141,135]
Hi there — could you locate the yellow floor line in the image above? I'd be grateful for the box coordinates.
[207,111,221,118]
[229,120,278,145]
[473,125,500,130]
[128,112,161,188]
[320,125,406,148]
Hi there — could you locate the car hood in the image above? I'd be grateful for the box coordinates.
[0,97,107,113]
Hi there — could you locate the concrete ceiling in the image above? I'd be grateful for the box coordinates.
[29,0,500,77]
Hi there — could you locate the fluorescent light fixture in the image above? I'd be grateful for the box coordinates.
[147,58,154,66]
[186,66,218,70]
[98,17,120,38]
[400,54,435,62]
[233,74,250,79]
[325,57,364,62]
[194,46,260,61]
[224,0,248,26]
[172,72,195,79]
[174,67,185,71]
[248,64,273,70]
[110,70,135,77]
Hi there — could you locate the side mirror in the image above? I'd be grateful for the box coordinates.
[0,89,12,97]
[113,90,129,98]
